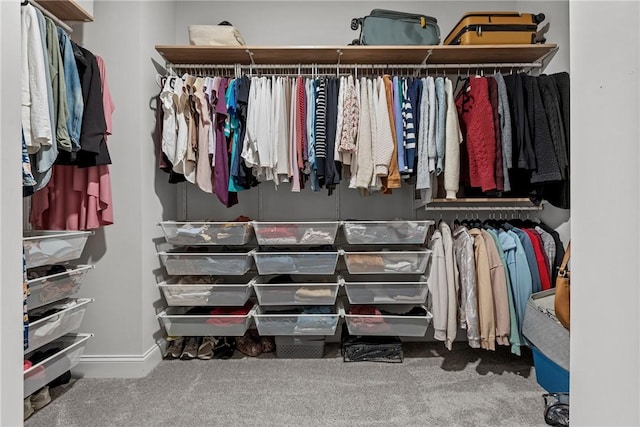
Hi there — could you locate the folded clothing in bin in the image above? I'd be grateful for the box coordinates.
[185,303,252,325]
[342,334,403,363]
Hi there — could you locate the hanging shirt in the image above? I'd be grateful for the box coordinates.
[393,76,406,174]
[469,228,496,351]
[496,229,525,355]
[57,27,83,152]
[481,229,511,347]
[443,78,462,199]
[355,77,373,190]
[416,77,430,191]
[453,225,480,348]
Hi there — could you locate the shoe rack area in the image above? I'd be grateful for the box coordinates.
[156,220,433,359]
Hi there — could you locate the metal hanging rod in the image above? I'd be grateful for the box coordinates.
[423,205,543,212]
[23,0,73,33]
[170,62,542,71]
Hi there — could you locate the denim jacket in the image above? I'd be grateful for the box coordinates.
[57,27,83,152]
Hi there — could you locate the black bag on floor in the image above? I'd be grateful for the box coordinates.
[342,334,403,363]
[543,393,569,427]
[350,9,440,46]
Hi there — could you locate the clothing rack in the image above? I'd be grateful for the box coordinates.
[22,0,73,33]
[168,61,543,78]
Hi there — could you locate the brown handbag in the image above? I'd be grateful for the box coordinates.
[554,242,571,330]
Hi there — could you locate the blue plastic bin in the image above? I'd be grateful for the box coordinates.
[532,347,569,393]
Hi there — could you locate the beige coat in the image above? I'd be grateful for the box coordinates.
[469,228,495,351]
[481,229,511,347]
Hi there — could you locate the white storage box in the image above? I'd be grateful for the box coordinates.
[25,299,93,354]
[522,289,570,371]
[24,333,92,398]
[158,248,254,275]
[340,274,429,304]
[342,249,431,274]
[254,306,339,336]
[343,303,433,337]
[253,251,339,275]
[342,220,433,245]
[157,304,254,337]
[27,265,94,310]
[158,274,256,306]
[159,221,253,246]
[23,231,92,268]
[252,221,340,246]
[253,275,339,306]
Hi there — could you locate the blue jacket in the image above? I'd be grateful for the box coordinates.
[508,225,542,293]
[500,230,533,345]
[57,27,83,152]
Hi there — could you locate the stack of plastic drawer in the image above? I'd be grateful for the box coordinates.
[22,231,94,399]
[251,221,341,358]
[156,221,257,338]
[340,221,434,338]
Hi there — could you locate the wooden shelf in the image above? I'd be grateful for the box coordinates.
[155,44,557,66]
[36,0,93,22]
[424,198,542,211]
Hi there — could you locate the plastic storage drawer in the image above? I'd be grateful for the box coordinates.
[252,221,339,246]
[275,336,325,358]
[341,274,429,304]
[27,265,94,310]
[23,231,92,268]
[158,248,254,276]
[342,249,431,274]
[157,304,254,337]
[343,304,433,337]
[342,220,433,245]
[254,306,339,336]
[253,276,339,305]
[253,251,339,275]
[532,347,570,393]
[25,299,93,354]
[159,221,253,246]
[24,333,92,398]
[158,274,256,306]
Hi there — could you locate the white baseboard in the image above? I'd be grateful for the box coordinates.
[72,341,167,379]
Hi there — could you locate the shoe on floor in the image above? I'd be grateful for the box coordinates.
[214,337,236,360]
[180,337,201,360]
[24,397,34,420]
[30,386,51,410]
[165,336,185,359]
[197,337,217,360]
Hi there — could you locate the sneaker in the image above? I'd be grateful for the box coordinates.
[197,337,217,360]
[180,337,201,360]
[214,337,236,360]
[30,386,51,410]
[24,397,34,420]
[165,337,185,359]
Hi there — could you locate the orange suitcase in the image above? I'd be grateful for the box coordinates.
[444,12,545,45]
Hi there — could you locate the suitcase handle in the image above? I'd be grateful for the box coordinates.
[534,13,545,24]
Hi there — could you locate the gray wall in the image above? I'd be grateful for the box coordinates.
[570,1,640,424]
[71,1,178,366]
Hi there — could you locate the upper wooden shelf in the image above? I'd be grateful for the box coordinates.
[36,0,93,22]
[155,44,557,66]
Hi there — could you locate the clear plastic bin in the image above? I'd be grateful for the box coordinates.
[252,221,339,246]
[159,221,253,246]
[253,251,339,275]
[342,249,431,274]
[340,274,429,304]
[158,248,254,275]
[253,276,339,306]
[253,306,339,336]
[27,265,94,310]
[157,304,254,337]
[23,231,92,268]
[158,274,256,306]
[343,303,433,337]
[25,299,93,354]
[24,333,92,398]
[342,221,433,245]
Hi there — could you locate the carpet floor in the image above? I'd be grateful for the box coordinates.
[25,342,548,427]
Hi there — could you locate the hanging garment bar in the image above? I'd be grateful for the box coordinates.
[23,0,73,33]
